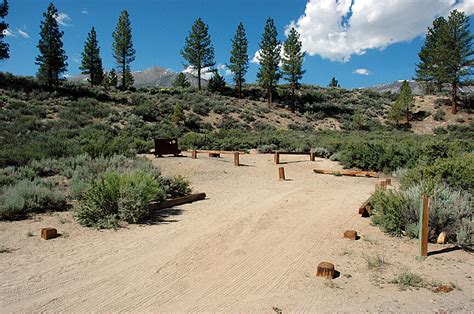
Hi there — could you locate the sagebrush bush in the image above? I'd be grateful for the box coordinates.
[75,170,165,228]
[371,182,473,247]
[0,179,66,219]
[159,175,192,199]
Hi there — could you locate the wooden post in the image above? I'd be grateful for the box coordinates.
[316,262,335,279]
[310,152,316,161]
[278,167,285,181]
[418,195,430,260]
[379,180,387,190]
[385,178,392,186]
[234,152,240,166]
[274,152,280,164]
[191,150,197,159]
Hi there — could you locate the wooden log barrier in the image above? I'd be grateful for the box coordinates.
[359,196,373,217]
[418,195,430,260]
[314,169,378,178]
[41,228,58,240]
[278,167,285,181]
[316,262,335,279]
[148,193,206,211]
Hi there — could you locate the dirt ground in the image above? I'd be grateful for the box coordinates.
[0,153,472,312]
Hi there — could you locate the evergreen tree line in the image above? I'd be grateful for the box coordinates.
[0,2,472,113]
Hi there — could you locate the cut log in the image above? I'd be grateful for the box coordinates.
[437,231,447,244]
[343,230,358,240]
[148,193,206,211]
[41,228,58,240]
[316,262,335,279]
[359,196,373,217]
[313,169,378,178]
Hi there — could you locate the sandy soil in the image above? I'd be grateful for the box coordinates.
[0,153,472,312]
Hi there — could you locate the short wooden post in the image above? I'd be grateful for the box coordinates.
[310,152,316,161]
[385,178,392,186]
[41,228,58,240]
[343,230,358,240]
[278,167,285,181]
[418,195,430,260]
[191,150,197,159]
[234,152,240,166]
[379,180,387,190]
[274,152,280,164]
[316,262,335,279]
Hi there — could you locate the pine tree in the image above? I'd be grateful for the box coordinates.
[112,10,135,90]
[208,71,226,93]
[328,77,340,87]
[171,104,185,125]
[80,27,104,86]
[415,17,449,93]
[108,69,118,88]
[281,27,305,112]
[181,18,215,91]
[442,10,473,114]
[388,100,404,126]
[228,22,248,98]
[173,72,191,88]
[257,18,281,106]
[35,3,68,89]
[416,11,473,114]
[0,0,9,60]
[396,80,414,123]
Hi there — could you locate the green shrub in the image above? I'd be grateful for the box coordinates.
[433,109,446,121]
[159,175,192,199]
[0,179,66,219]
[75,170,164,228]
[371,189,408,236]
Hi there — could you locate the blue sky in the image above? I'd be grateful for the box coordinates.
[1,0,473,88]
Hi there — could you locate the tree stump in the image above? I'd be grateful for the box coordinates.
[41,228,58,240]
[316,262,335,279]
[343,230,358,240]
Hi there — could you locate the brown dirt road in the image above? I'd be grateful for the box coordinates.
[1,153,472,312]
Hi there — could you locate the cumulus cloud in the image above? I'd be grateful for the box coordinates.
[182,66,214,80]
[54,12,72,26]
[353,68,371,76]
[81,9,88,14]
[17,29,30,38]
[217,63,233,77]
[289,0,474,62]
[2,28,14,37]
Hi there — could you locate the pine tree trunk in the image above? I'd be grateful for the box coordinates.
[452,80,458,114]
[290,83,295,113]
[122,58,126,90]
[198,67,201,91]
[268,85,272,106]
[238,77,242,99]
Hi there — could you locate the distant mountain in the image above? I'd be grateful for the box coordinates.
[68,66,207,89]
[367,80,424,95]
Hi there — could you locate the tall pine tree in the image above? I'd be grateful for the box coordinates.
[228,22,248,98]
[173,72,191,88]
[281,27,305,112]
[328,77,340,87]
[80,27,104,86]
[257,18,281,106]
[415,17,449,93]
[443,10,473,114]
[112,10,135,90]
[416,10,473,114]
[0,0,9,60]
[181,18,215,91]
[35,3,68,88]
[397,80,414,123]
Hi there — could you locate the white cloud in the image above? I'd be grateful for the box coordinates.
[217,64,233,77]
[2,28,14,37]
[54,12,72,26]
[17,29,30,38]
[72,54,81,64]
[289,0,474,62]
[251,50,261,64]
[353,68,371,76]
[182,66,214,80]
[81,9,88,14]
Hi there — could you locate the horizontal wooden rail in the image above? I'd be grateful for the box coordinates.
[189,150,242,166]
[274,152,316,164]
[148,193,206,211]
[313,169,378,178]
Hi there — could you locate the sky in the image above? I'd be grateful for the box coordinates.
[1,0,473,88]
